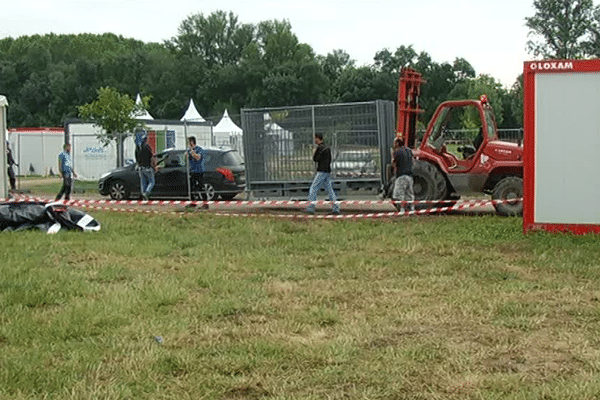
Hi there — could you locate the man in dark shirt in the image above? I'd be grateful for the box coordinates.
[306,133,340,214]
[135,133,156,201]
[6,142,17,192]
[392,137,415,213]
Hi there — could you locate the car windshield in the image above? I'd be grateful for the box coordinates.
[155,153,169,167]
[483,106,497,140]
[221,151,244,166]
[428,104,484,149]
[156,152,184,168]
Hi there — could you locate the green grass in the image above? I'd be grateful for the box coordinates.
[2,212,600,399]
[15,178,98,196]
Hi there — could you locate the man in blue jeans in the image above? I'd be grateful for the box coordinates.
[306,133,340,214]
[55,143,77,201]
[135,133,156,201]
[187,136,208,208]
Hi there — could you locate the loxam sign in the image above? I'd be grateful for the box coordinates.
[83,146,108,160]
[529,61,574,71]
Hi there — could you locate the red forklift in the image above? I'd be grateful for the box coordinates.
[393,67,523,216]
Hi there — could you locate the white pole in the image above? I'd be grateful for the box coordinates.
[17,131,21,190]
[184,120,191,200]
[0,96,8,199]
[41,131,46,176]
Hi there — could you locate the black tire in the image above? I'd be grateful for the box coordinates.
[220,193,238,200]
[412,160,447,203]
[109,180,130,200]
[492,176,523,216]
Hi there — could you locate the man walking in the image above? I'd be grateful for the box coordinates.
[306,133,340,214]
[392,137,415,213]
[135,133,156,201]
[55,143,77,201]
[187,136,206,205]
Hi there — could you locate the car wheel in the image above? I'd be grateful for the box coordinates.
[202,183,216,201]
[109,180,130,200]
[492,176,523,216]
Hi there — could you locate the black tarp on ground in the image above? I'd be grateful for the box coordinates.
[0,201,100,233]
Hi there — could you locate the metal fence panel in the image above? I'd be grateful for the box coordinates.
[241,101,395,197]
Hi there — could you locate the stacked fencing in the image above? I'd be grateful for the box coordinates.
[241,101,396,198]
[241,101,523,199]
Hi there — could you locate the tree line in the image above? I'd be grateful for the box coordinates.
[1,1,599,130]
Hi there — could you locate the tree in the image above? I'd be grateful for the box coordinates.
[239,19,327,107]
[583,7,600,56]
[464,74,505,128]
[0,33,159,127]
[319,50,354,81]
[255,20,300,68]
[525,0,598,58]
[373,45,418,74]
[335,66,379,102]
[508,75,524,127]
[169,10,254,68]
[419,60,458,121]
[78,87,150,167]
[452,58,476,80]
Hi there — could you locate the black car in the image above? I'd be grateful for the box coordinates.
[98,148,245,200]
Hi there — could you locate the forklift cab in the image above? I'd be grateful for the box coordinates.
[423,96,495,171]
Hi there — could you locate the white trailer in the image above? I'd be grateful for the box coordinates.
[66,119,212,181]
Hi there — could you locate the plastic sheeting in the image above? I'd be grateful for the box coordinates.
[0,201,100,233]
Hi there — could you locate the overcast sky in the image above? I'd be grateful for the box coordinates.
[1,0,538,87]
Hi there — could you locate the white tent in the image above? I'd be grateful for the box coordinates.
[134,94,154,120]
[181,99,206,122]
[264,112,294,156]
[213,109,243,154]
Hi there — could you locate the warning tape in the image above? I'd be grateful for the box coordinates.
[1,195,521,220]
[0,196,514,208]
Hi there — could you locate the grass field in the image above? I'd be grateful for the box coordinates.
[2,210,600,399]
[14,177,99,198]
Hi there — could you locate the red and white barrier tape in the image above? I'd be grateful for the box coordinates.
[0,196,514,208]
[1,195,521,219]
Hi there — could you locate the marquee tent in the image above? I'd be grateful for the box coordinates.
[264,113,294,156]
[181,99,206,122]
[134,94,154,120]
[213,109,243,155]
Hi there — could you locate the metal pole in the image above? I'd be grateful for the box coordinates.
[40,132,45,176]
[184,120,191,200]
[311,105,316,176]
[311,105,316,137]
[17,132,20,190]
[70,131,75,193]
[0,97,7,199]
